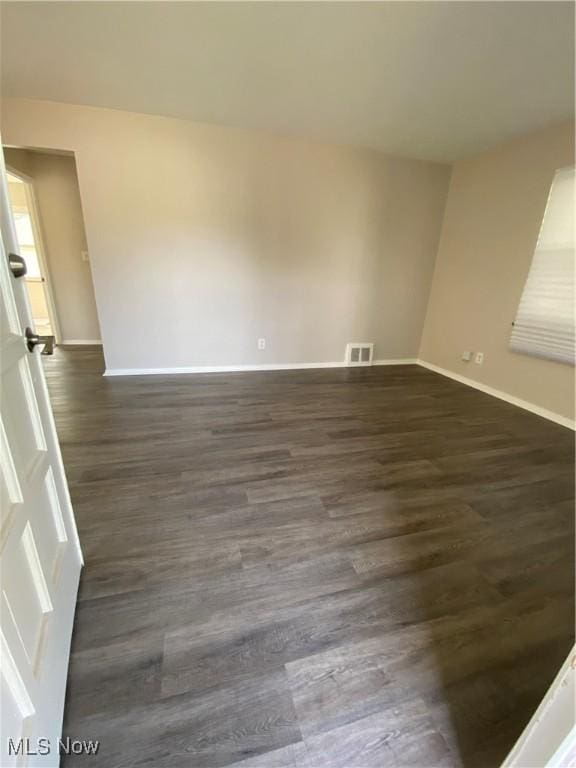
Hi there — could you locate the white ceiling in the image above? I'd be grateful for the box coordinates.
[1,2,574,163]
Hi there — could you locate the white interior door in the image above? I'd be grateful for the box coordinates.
[0,145,82,767]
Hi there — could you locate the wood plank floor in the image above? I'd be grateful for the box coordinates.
[45,348,575,768]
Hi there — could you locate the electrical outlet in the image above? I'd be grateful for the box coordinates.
[475,352,484,365]
[257,338,266,350]
[461,351,472,362]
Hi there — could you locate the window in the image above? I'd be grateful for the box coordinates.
[510,167,575,366]
[13,210,41,278]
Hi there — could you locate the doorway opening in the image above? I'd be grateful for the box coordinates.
[7,168,59,343]
[4,146,102,351]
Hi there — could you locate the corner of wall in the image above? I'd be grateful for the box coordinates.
[417,164,455,361]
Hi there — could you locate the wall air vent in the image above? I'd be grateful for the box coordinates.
[345,342,374,366]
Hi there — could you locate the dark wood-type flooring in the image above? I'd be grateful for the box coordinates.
[45,348,575,768]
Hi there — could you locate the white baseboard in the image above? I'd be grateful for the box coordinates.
[418,359,575,430]
[503,646,575,767]
[60,339,102,345]
[104,362,347,376]
[373,358,417,366]
[103,358,417,377]
[103,356,573,429]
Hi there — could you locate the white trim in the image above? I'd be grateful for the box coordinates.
[104,362,348,376]
[503,646,575,767]
[103,356,572,430]
[60,339,102,345]
[373,358,418,366]
[104,358,417,377]
[417,359,575,430]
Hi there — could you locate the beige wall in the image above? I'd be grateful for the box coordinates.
[2,98,450,371]
[420,121,575,421]
[4,146,101,343]
[7,177,27,207]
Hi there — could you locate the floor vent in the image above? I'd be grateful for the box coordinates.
[346,342,374,366]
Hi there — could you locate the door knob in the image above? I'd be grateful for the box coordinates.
[8,253,27,278]
[25,327,54,355]
[25,327,41,352]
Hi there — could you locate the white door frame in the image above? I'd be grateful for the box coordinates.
[5,164,62,345]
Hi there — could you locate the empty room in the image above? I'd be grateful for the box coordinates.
[0,2,574,767]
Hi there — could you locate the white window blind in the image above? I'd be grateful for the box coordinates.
[510,166,575,366]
